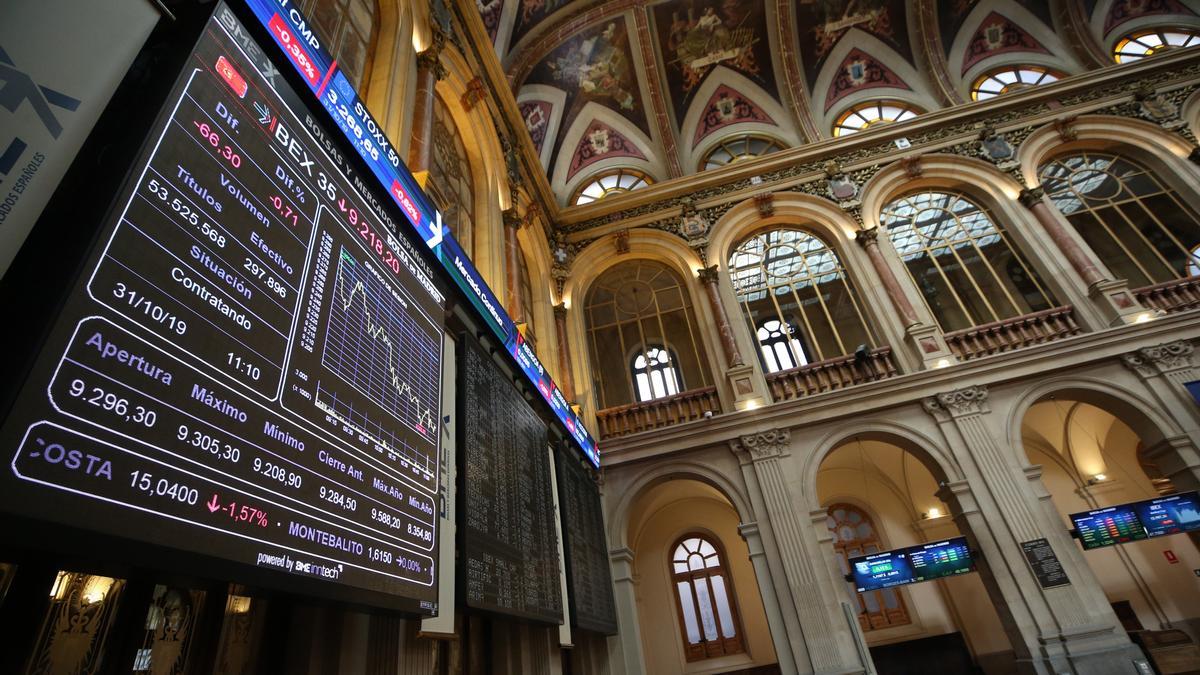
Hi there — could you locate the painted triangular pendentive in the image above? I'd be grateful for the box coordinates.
[961,12,1051,74]
[825,48,911,113]
[692,84,776,147]
[1104,0,1194,35]
[566,120,647,181]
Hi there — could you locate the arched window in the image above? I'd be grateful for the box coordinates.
[882,190,1056,332]
[701,134,786,171]
[670,534,744,661]
[1114,28,1200,63]
[833,100,922,137]
[585,261,713,409]
[299,0,377,89]
[1039,152,1200,288]
[631,345,680,401]
[572,168,654,205]
[428,95,475,258]
[729,228,877,372]
[970,66,1062,100]
[826,504,911,632]
[517,251,537,351]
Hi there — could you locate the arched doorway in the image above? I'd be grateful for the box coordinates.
[816,434,1013,674]
[1019,390,1200,645]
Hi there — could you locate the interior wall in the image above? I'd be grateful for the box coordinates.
[816,442,1013,663]
[1022,401,1200,639]
[627,481,776,675]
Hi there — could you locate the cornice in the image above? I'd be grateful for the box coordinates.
[556,49,1200,239]
[597,310,1200,467]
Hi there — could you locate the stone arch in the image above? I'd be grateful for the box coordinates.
[1088,0,1200,53]
[862,153,1085,331]
[803,419,964,505]
[711,191,902,370]
[607,461,754,552]
[562,231,722,420]
[1005,375,1186,470]
[363,0,416,147]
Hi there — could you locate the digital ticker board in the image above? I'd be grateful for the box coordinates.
[1070,491,1200,550]
[0,3,443,612]
[850,537,974,593]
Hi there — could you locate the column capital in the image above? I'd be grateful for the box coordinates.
[1017,185,1045,209]
[502,207,523,230]
[696,264,720,285]
[1121,339,1195,376]
[553,303,568,319]
[735,428,791,461]
[923,384,990,419]
[415,46,447,80]
[854,227,880,248]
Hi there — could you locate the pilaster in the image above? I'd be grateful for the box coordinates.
[924,386,1146,674]
[739,521,799,675]
[732,429,863,674]
[1121,340,1200,486]
[608,547,645,675]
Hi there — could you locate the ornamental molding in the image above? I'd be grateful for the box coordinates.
[735,428,791,461]
[923,385,990,419]
[557,63,1200,238]
[1120,340,1196,377]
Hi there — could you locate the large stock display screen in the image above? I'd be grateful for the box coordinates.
[459,334,563,623]
[0,4,443,612]
[555,450,618,634]
[1071,491,1200,550]
[850,537,974,592]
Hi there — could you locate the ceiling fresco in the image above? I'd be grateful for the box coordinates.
[692,84,776,146]
[936,0,1054,49]
[793,0,914,86]
[1103,0,1195,34]
[650,0,779,123]
[473,0,1200,204]
[523,16,651,166]
[961,11,1051,74]
[824,48,910,112]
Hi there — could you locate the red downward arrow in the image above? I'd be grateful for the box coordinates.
[207,494,221,513]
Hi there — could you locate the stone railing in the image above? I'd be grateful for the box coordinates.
[596,386,721,439]
[945,306,1081,361]
[1133,276,1200,315]
[766,347,898,402]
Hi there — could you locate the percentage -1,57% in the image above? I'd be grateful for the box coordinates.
[206,493,271,528]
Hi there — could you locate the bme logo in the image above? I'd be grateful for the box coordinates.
[0,44,80,180]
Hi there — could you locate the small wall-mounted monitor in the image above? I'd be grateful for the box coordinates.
[849,537,974,593]
[1070,491,1200,551]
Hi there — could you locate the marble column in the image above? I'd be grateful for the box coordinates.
[407,44,445,177]
[1120,340,1200,491]
[855,227,955,367]
[503,208,524,323]
[854,227,920,328]
[733,429,861,673]
[696,265,743,368]
[608,547,646,675]
[738,521,798,674]
[553,304,576,401]
[1019,186,1142,324]
[924,385,1147,674]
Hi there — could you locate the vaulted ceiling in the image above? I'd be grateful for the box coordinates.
[474,0,1200,206]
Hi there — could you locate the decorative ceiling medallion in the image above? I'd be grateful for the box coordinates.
[1104,0,1194,35]
[519,100,553,154]
[693,85,776,146]
[962,12,1050,74]
[567,120,647,181]
[826,48,910,112]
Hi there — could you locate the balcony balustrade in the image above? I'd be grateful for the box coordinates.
[596,386,721,439]
[766,347,898,403]
[1133,276,1200,315]
[944,306,1080,361]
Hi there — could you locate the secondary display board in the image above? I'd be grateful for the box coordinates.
[459,334,562,623]
[1070,491,1200,550]
[850,537,974,592]
[0,3,444,613]
[555,449,618,635]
